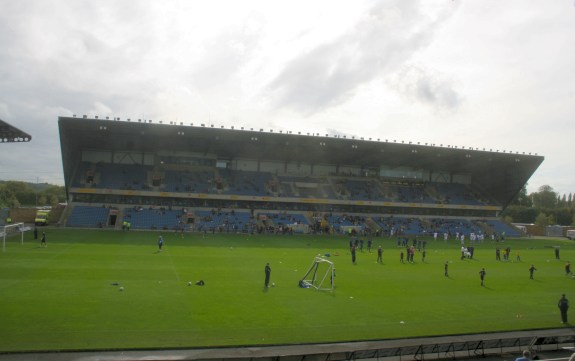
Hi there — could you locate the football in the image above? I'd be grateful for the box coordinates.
[271,282,275,287]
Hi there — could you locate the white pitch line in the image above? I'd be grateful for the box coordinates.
[166,249,181,282]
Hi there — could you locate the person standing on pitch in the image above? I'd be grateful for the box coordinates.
[479,268,486,286]
[377,245,383,263]
[40,232,47,247]
[565,262,572,276]
[529,264,537,280]
[264,263,271,287]
[444,261,449,277]
[558,294,569,324]
[158,235,164,252]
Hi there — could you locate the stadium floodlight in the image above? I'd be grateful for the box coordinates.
[300,256,335,291]
[1,223,30,252]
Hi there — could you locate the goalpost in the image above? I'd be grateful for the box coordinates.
[300,255,335,291]
[1,223,30,252]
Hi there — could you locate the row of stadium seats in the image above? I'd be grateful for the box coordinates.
[71,162,492,206]
[193,210,253,232]
[123,208,185,230]
[66,205,110,228]
[64,205,521,237]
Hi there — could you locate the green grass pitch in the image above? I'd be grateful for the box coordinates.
[0,229,573,352]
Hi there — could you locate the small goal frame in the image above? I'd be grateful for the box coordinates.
[300,255,335,291]
[1,223,29,252]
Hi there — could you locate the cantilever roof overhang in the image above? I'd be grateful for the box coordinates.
[0,119,32,143]
[58,116,544,209]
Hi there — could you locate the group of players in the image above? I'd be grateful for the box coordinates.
[346,234,572,324]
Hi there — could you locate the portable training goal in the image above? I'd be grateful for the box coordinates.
[300,255,335,291]
[1,223,30,252]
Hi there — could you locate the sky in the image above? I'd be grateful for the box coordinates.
[0,0,574,196]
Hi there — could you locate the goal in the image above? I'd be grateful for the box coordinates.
[300,255,335,291]
[1,223,30,252]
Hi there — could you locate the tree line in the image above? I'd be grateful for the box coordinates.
[0,181,66,208]
[502,185,575,227]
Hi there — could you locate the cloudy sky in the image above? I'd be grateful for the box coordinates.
[0,0,574,196]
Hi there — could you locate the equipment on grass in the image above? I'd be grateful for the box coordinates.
[300,256,335,291]
[1,222,30,252]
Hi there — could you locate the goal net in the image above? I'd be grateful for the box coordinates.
[1,223,30,252]
[300,255,335,291]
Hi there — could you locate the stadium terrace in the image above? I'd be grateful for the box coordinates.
[58,116,543,233]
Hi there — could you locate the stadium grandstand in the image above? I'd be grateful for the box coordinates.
[0,119,32,227]
[58,115,543,239]
[0,118,31,143]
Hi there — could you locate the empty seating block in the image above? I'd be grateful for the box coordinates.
[67,206,110,227]
[124,208,185,230]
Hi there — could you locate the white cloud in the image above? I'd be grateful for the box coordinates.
[267,0,458,114]
[389,65,462,109]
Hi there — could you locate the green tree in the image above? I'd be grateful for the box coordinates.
[500,205,538,223]
[50,195,59,206]
[555,208,573,226]
[535,212,549,227]
[510,185,532,207]
[531,185,557,209]
[38,195,47,206]
[40,185,66,203]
